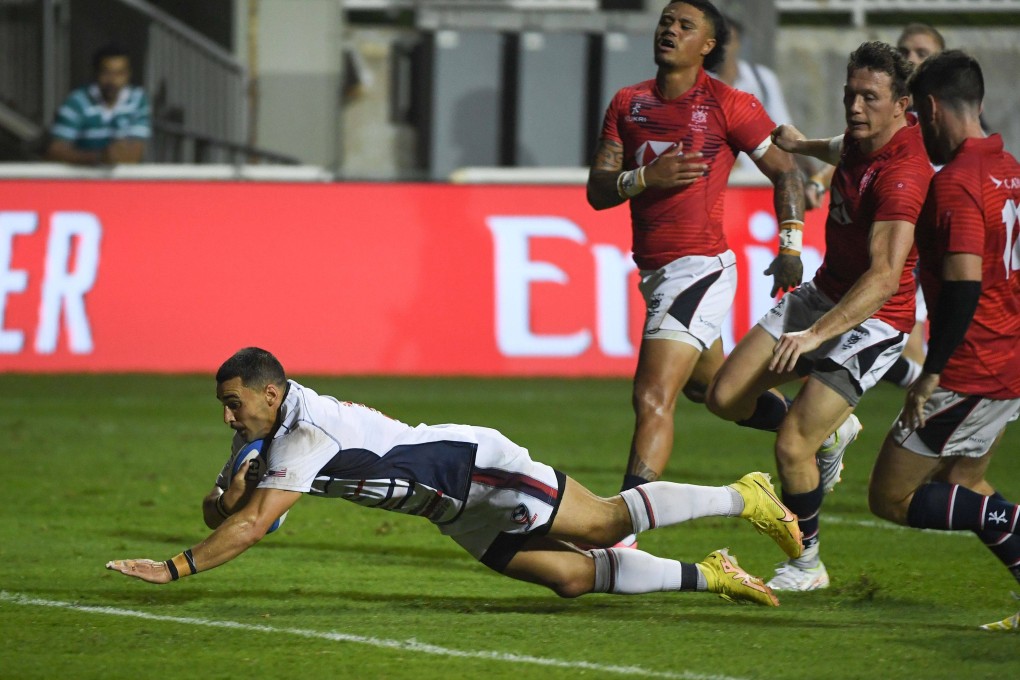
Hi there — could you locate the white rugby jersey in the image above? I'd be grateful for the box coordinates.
[219,380,489,525]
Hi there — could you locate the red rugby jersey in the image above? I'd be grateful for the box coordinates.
[813,117,933,333]
[600,69,775,269]
[916,134,1020,398]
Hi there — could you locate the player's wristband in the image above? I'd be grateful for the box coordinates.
[165,549,198,581]
[214,493,231,519]
[778,220,804,256]
[617,166,646,199]
[828,135,844,156]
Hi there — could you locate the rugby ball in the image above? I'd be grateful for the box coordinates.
[230,439,287,533]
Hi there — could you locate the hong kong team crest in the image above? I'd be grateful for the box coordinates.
[511,503,538,529]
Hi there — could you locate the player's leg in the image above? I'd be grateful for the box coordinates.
[880,393,1020,535]
[624,253,741,494]
[868,430,943,525]
[708,282,828,427]
[706,324,798,426]
[625,337,701,488]
[681,337,724,403]
[499,536,777,605]
[767,378,851,591]
[874,400,1020,628]
[939,437,1020,586]
[548,475,800,559]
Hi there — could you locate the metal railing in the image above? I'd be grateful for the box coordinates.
[344,0,599,9]
[0,0,298,164]
[776,0,1020,27]
[115,0,249,163]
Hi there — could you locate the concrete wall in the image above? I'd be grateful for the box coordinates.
[341,27,419,180]
[236,5,1020,177]
[236,0,344,169]
[780,25,1020,151]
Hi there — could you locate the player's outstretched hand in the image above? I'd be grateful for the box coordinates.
[900,372,939,430]
[643,142,707,189]
[764,254,803,296]
[771,125,806,154]
[106,558,172,584]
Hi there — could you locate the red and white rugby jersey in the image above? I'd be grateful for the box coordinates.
[600,68,776,269]
[814,117,933,333]
[916,134,1020,398]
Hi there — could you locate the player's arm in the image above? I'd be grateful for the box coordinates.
[754,143,806,295]
[805,165,835,210]
[201,458,256,529]
[903,252,982,428]
[586,138,707,210]
[770,219,914,373]
[107,487,301,584]
[587,137,627,209]
[771,124,844,166]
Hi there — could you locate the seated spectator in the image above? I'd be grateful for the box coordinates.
[46,44,150,165]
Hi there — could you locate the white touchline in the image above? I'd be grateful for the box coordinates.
[0,590,747,680]
[825,514,969,536]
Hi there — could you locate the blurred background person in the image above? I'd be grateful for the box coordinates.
[712,14,818,182]
[896,22,945,66]
[45,43,150,165]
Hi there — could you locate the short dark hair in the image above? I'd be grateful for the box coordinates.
[897,23,946,51]
[847,41,913,100]
[92,43,130,72]
[667,1,730,72]
[909,49,984,112]
[216,347,287,389]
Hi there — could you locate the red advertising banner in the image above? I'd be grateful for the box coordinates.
[0,180,826,376]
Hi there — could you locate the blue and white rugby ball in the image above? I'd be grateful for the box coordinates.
[230,439,287,533]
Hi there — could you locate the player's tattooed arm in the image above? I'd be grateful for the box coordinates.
[764,165,806,295]
[774,167,805,226]
[587,138,628,210]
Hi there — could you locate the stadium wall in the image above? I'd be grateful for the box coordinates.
[0,180,826,376]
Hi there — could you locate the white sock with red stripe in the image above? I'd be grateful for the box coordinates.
[590,548,702,594]
[620,482,742,534]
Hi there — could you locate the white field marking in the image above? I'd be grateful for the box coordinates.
[0,590,748,680]
[825,514,969,537]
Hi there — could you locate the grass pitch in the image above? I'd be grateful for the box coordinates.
[2,374,1018,679]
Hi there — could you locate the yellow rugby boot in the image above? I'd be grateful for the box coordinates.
[699,548,779,607]
[730,471,803,559]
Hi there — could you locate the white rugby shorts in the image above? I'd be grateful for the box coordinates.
[639,250,737,350]
[439,426,565,571]
[758,280,907,405]
[889,389,1020,458]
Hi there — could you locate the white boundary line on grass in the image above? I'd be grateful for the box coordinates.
[825,514,969,536]
[0,590,747,680]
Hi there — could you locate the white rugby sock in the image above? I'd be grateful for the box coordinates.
[591,548,699,594]
[620,482,741,534]
[898,357,923,387]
